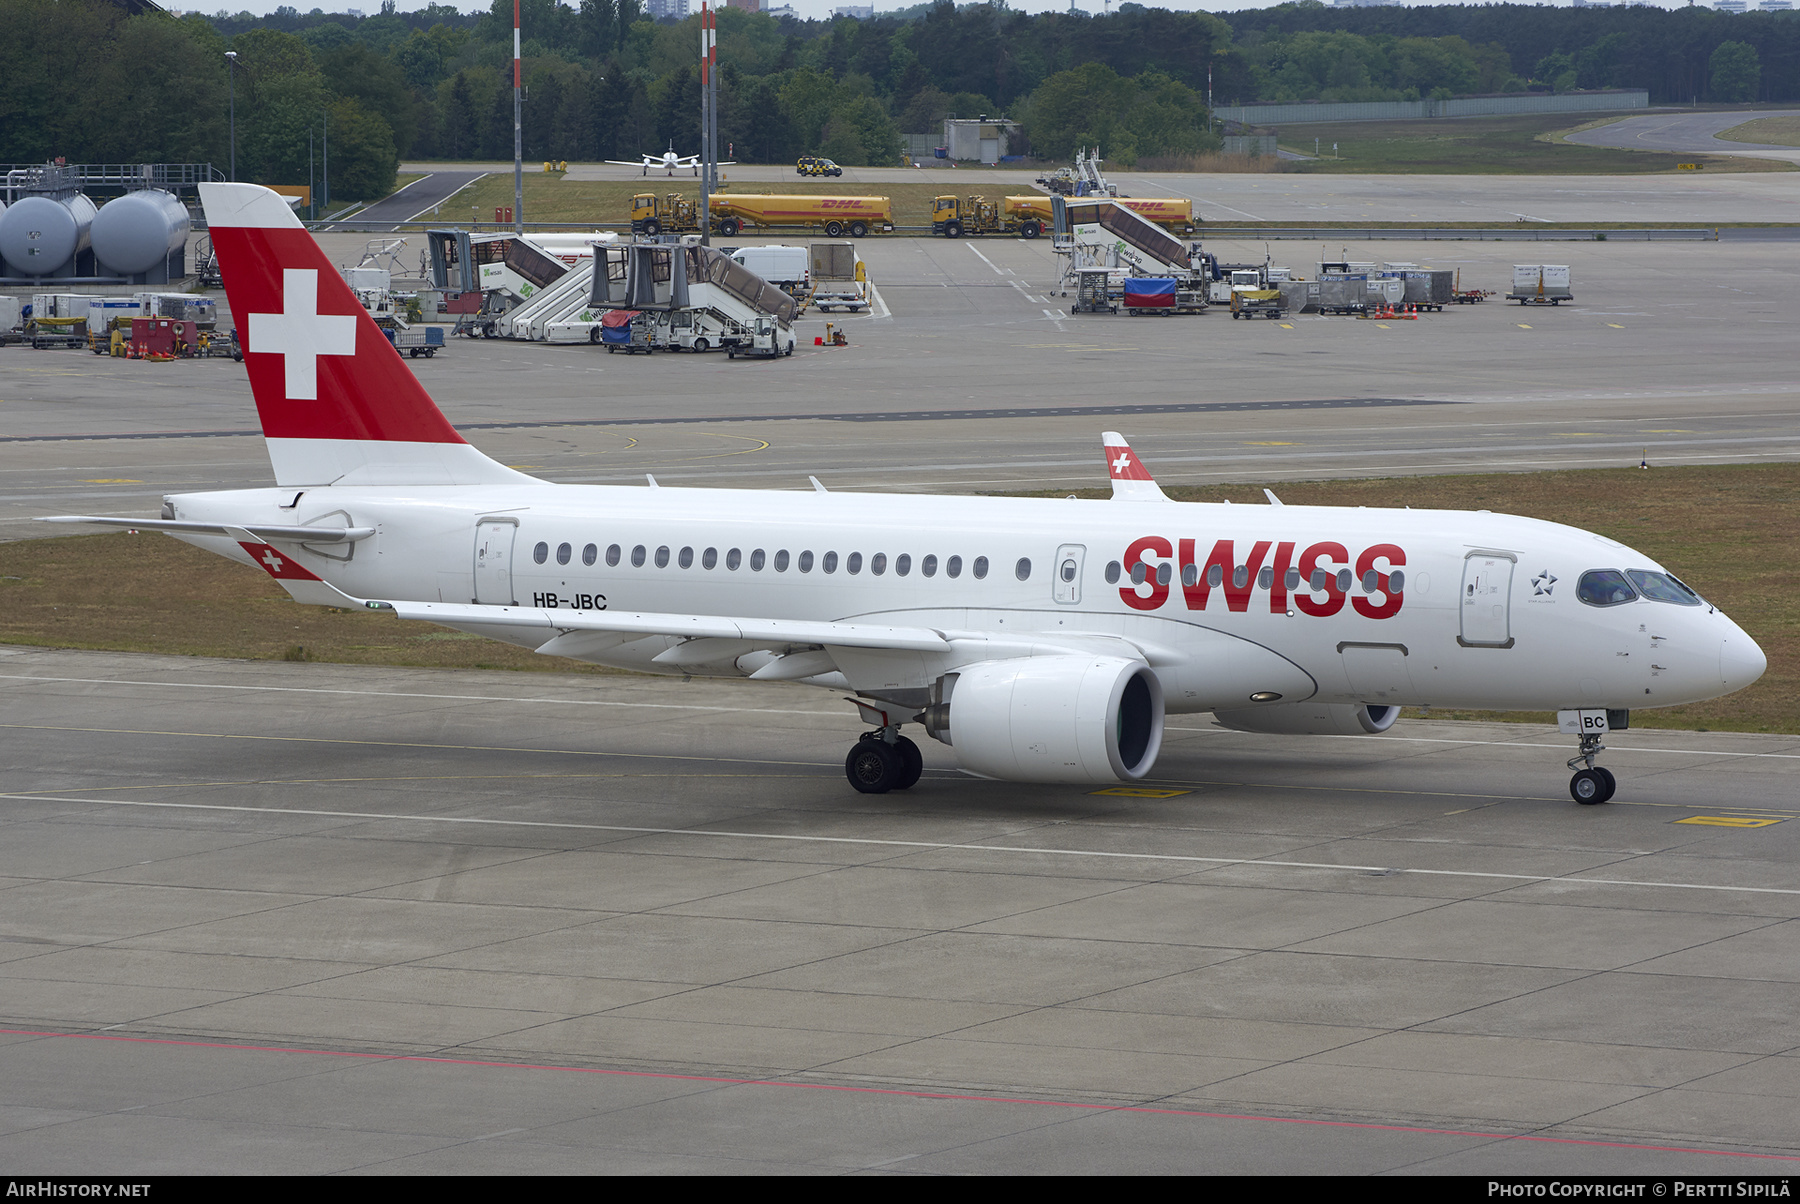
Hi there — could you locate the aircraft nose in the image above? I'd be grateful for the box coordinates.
[1720,630,1767,694]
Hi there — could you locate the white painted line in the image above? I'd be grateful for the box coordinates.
[5,793,1797,896]
[1042,307,1066,330]
[864,281,891,321]
[1164,724,1800,761]
[966,245,1007,276]
[0,673,842,718]
[405,172,487,224]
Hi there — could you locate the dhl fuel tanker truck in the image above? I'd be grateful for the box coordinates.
[931,194,1195,238]
[630,193,895,239]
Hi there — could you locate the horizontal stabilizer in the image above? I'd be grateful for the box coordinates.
[39,516,375,543]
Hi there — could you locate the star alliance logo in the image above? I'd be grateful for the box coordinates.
[1531,570,1557,597]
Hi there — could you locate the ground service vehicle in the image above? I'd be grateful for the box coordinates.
[52,184,1767,805]
[931,196,1045,239]
[632,194,894,239]
[797,156,843,177]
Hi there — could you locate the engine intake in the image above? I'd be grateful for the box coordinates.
[923,656,1164,783]
[1212,701,1399,736]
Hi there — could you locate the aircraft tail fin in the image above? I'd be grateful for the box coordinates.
[200,183,533,489]
[1101,432,1170,502]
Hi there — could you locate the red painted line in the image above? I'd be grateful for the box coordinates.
[4,1027,1795,1162]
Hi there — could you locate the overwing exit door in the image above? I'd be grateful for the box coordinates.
[474,519,518,605]
[1053,544,1085,604]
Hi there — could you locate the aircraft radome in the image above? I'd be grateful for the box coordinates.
[45,183,1767,804]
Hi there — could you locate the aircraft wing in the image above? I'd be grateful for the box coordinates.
[381,598,952,653]
[605,159,654,168]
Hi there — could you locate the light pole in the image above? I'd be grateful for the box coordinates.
[225,50,238,181]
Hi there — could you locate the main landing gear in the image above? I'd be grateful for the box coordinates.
[845,727,924,794]
[1568,731,1616,805]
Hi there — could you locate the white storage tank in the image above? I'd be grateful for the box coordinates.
[92,189,190,282]
[0,193,98,277]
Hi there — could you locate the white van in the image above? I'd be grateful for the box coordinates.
[728,245,809,292]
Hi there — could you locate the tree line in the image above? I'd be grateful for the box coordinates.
[4,0,1799,203]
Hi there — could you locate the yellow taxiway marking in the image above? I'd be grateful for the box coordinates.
[1279,323,1294,329]
[1642,429,1693,433]
[1375,323,1390,329]
[1676,815,1784,828]
[1090,787,1193,799]
[1555,433,1603,437]
[1517,323,1533,329]
[1606,323,1625,329]
[1245,441,1296,446]
[81,479,142,484]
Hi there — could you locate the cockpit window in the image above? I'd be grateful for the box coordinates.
[1628,569,1702,606]
[1577,570,1637,607]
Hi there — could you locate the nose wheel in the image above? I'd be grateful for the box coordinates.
[1567,733,1616,805]
[845,729,923,794]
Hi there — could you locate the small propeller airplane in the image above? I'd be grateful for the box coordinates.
[43,184,1768,804]
[606,143,735,177]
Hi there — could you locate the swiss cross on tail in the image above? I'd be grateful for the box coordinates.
[1101,431,1170,502]
[235,538,323,582]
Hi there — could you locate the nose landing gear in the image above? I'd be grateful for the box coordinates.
[1568,731,1616,805]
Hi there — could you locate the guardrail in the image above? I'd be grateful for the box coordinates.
[1195,227,1719,242]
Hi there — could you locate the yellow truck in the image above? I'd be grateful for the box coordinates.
[930,196,1053,239]
[1000,194,1197,236]
[630,193,895,239]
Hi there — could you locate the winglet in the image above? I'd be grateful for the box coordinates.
[1101,432,1169,502]
[224,525,366,608]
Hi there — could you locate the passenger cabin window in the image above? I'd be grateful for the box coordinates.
[822,551,838,574]
[582,543,597,567]
[678,546,693,569]
[894,554,909,577]
[922,555,938,578]
[798,551,814,572]
[703,548,718,570]
[774,550,789,571]
[726,548,741,570]
[556,542,571,566]
[631,545,646,567]
[973,556,989,580]
[1578,569,1637,607]
[1628,570,1702,606]
[655,546,670,568]
[606,544,621,567]
[946,555,963,579]
[871,553,887,576]
[533,541,549,564]
[1015,558,1031,581]
[1105,561,1121,584]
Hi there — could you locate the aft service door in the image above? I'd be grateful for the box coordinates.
[1053,544,1085,605]
[474,519,518,605]
[1460,553,1515,648]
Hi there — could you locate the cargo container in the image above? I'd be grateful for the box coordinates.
[1508,265,1572,305]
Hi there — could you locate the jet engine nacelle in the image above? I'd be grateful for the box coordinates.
[1211,701,1399,736]
[923,655,1164,783]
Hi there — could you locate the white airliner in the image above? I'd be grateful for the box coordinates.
[606,144,735,177]
[46,184,1767,803]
